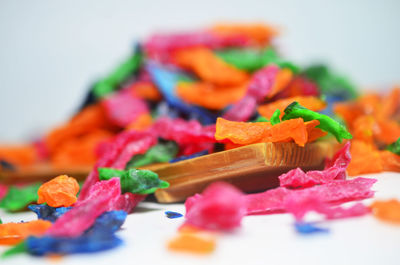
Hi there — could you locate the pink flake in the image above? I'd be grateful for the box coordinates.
[323,142,351,180]
[102,90,149,127]
[0,183,8,201]
[47,178,121,237]
[284,193,370,221]
[184,193,203,213]
[152,117,216,145]
[185,182,246,230]
[245,177,376,215]
[302,177,376,204]
[144,31,249,62]
[222,95,257,122]
[247,65,279,101]
[279,142,351,188]
[222,65,279,122]
[79,130,157,201]
[323,203,370,220]
[245,187,291,214]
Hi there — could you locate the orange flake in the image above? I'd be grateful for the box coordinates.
[267,68,293,98]
[176,81,247,110]
[173,47,249,86]
[126,113,153,131]
[371,199,400,224]
[38,175,80,207]
[167,232,216,255]
[0,145,37,167]
[347,140,383,176]
[215,117,323,147]
[0,220,52,245]
[129,81,162,101]
[211,23,278,46]
[258,96,326,119]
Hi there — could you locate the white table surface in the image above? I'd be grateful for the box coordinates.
[1,172,400,265]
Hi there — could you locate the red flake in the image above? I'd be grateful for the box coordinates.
[114,193,146,213]
[0,184,8,201]
[79,130,157,201]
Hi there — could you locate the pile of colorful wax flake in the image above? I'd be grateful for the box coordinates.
[1,23,400,257]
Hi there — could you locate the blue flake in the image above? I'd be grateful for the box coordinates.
[25,210,127,256]
[26,233,123,256]
[28,204,71,223]
[170,150,209,163]
[165,211,183,219]
[295,222,329,234]
[147,63,217,125]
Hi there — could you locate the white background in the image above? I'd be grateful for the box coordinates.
[0,0,399,142]
[1,172,400,265]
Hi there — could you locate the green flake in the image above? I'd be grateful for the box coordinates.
[387,138,400,155]
[216,48,264,71]
[282,102,352,143]
[98,168,169,194]
[253,116,269,123]
[216,47,300,73]
[260,48,300,74]
[0,183,40,212]
[1,241,27,259]
[92,45,143,99]
[270,109,281,125]
[126,142,178,168]
[303,64,358,100]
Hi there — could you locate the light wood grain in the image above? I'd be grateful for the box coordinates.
[0,141,338,204]
[153,141,337,203]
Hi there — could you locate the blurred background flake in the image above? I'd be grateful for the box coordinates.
[0,0,399,142]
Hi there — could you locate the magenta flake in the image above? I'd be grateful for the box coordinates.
[47,178,121,237]
[279,142,351,188]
